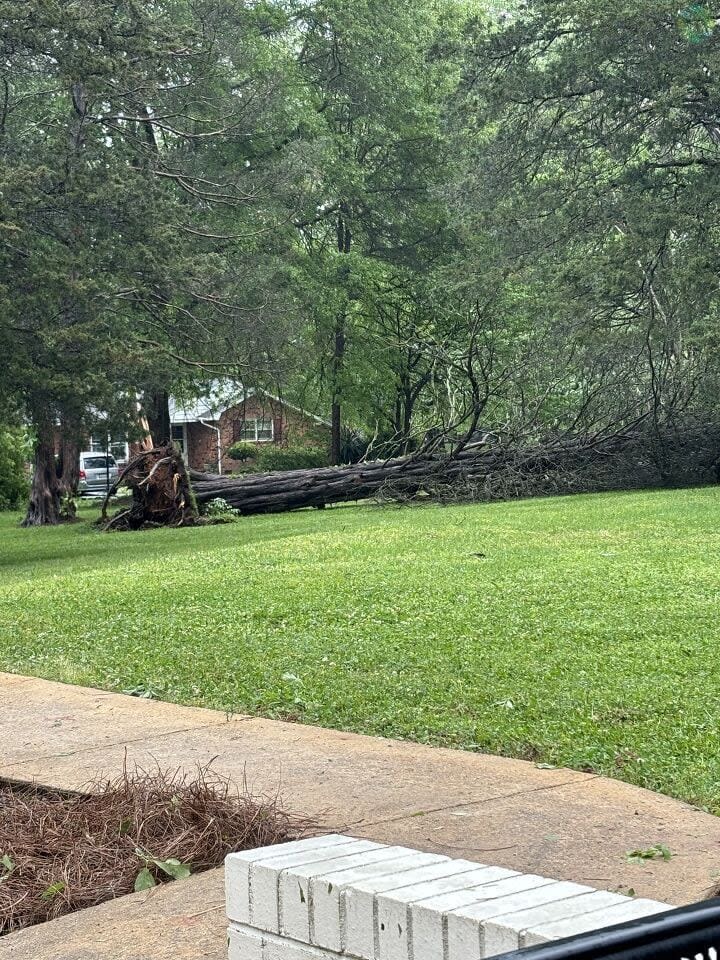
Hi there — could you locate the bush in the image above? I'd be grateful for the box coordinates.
[202,497,240,519]
[0,425,30,510]
[340,427,370,464]
[255,446,329,472]
[227,441,257,463]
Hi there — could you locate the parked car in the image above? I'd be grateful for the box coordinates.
[78,452,119,497]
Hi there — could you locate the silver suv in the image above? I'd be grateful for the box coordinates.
[78,452,119,497]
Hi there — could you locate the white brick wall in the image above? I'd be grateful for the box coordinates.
[226,835,669,960]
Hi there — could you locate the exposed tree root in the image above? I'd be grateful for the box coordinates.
[99,443,199,531]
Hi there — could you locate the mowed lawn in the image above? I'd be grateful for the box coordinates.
[2,488,720,811]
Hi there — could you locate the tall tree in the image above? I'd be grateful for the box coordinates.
[0,0,300,523]
[287,0,461,461]
[452,0,720,441]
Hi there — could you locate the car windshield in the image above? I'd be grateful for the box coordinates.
[83,457,115,470]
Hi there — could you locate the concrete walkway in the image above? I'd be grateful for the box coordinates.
[2,673,720,959]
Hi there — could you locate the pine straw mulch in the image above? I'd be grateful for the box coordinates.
[0,765,314,935]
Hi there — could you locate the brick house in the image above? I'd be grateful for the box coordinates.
[169,383,330,474]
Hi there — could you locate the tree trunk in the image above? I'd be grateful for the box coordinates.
[330,343,344,466]
[330,313,346,464]
[330,209,351,465]
[22,422,61,527]
[145,391,171,446]
[57,428,81,519]
[188,442,558,514]
[400,379,416,454]
[393,390,403,438]
[189,427,709,517]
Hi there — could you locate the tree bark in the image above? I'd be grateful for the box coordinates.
[57,426,81,518]
[189,426,718,517]
[188,442,560,514]
[22,421,61,527]
[100,443,198,531]
[145,391,171,446]
[330,208,351,465]
[330,316,345,464]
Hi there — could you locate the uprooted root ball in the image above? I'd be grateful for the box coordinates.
[99,443,199,531]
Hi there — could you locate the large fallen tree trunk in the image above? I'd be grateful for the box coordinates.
[189,446,603,515]
[98,425,718,527]
[190,425,720,516]
[191,454,447,513]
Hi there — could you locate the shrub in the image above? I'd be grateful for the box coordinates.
[339,427,370,464]
[0,425,30,510]
[227,441,257,463]
[202,497,240,519]
[303,424,333,446]
[255,446,329,472]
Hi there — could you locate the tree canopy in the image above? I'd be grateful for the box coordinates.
[2,0,719,522]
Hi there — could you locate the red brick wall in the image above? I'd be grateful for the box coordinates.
[185,422,217,472]
[183,398,329,473]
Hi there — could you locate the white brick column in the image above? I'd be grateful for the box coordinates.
[226,835,669,960]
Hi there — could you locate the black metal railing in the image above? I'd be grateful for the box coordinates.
[499,897,720,960]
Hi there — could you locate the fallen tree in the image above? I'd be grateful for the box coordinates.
[190,424,720,516]
[99,424,719,526]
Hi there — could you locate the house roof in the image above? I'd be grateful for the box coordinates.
[169,380,330,427]
[169,381,247,424]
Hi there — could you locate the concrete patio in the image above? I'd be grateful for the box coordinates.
[2,673,719,959]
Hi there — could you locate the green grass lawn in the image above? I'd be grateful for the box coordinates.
[2,488,720,811]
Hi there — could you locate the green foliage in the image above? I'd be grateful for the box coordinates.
[133,867,156,892]
[626,845,673,865]
[202,497,240,519]
[227,442,258,463]
[0,426,30,510]
[254,446,330,472]
[0,0,303,520]
[134,847,191,884]
[4,490,720,811]
[678,4,715,43]
[6,0,720,519]
[339,427,370,465]
[40,881,66,901]
[284,0,467,454]
[453,0,720,436]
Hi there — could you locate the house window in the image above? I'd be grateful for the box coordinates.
[235,418,274,443]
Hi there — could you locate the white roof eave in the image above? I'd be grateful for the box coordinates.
[168,380,330,428]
